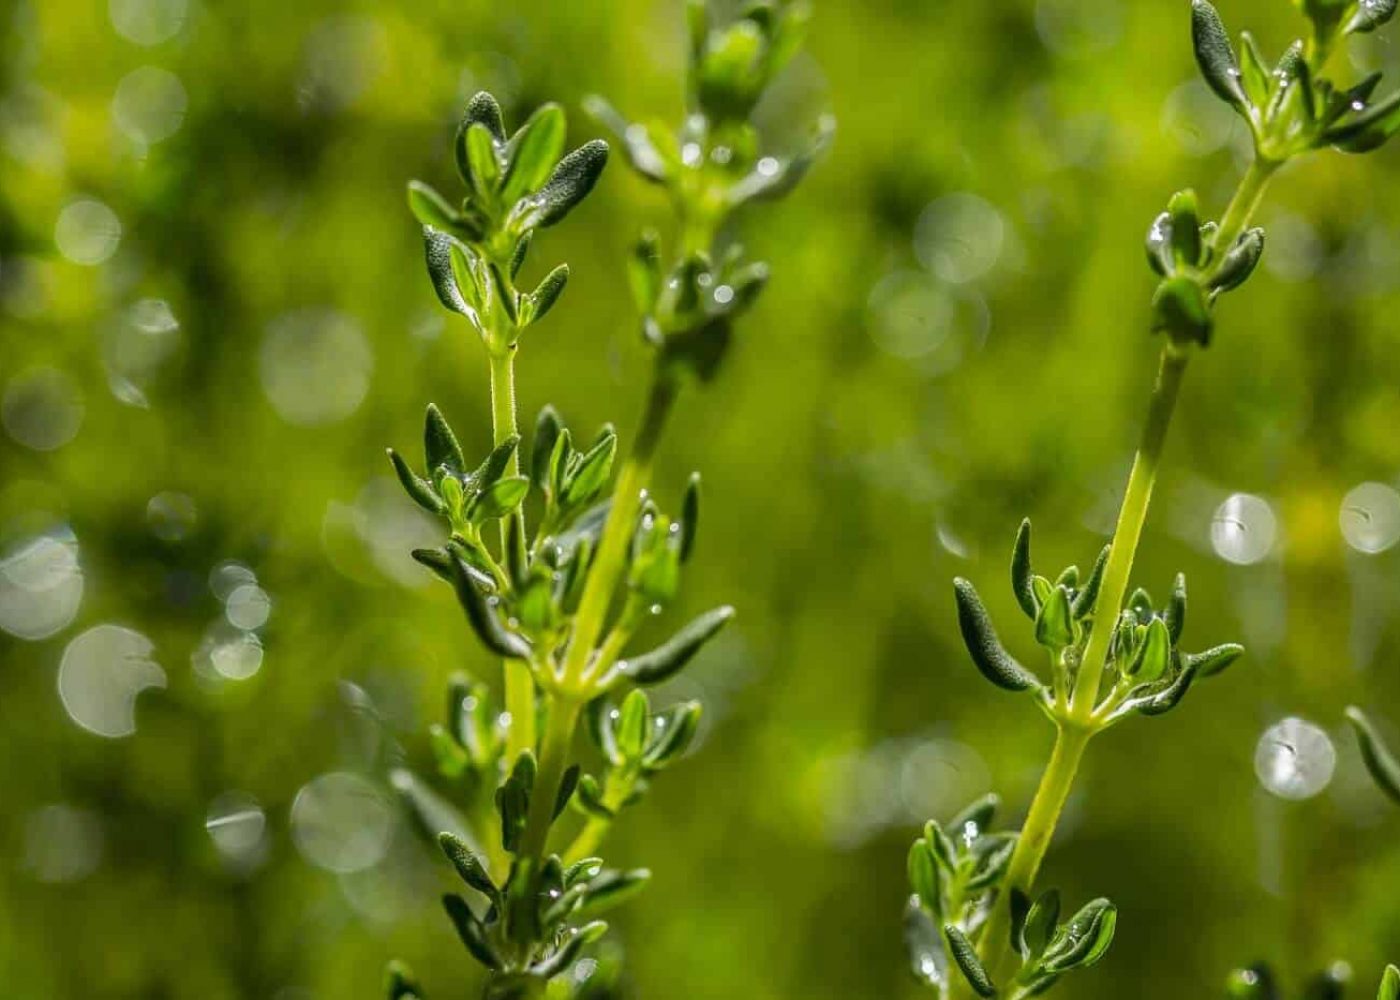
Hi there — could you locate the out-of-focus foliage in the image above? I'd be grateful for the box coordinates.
[2,0,1400,998]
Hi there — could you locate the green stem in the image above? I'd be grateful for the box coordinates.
[563,814,612,866]
[1211,157,1277,263]
[516,694,580,868]
[1069,347,1188,722]
[558,372,678,690]
[488,348,536,761]
[978,725,1092,987]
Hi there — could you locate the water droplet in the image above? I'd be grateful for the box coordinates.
[209,560,256,600]
[290,772,394,873]
[55,198,121,265]
[1255,717,1336,800]
[0,529,83,640]
[58,624,166,738]
[206,792,267,868]
[260,309,373,426]
[915,194,1006,284]
[24,804,104,882]
[146,491,197,542]
[1211,492,1277,565]
[756,156,780,177]
[1340,481,1400,554]
[225,582,271,630]
[681,142,702,167]
[3,367,84,451]
[112,66,187,146]
[109,0,189,45]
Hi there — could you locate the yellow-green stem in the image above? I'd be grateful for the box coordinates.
[558,373,678,689]
[488,348,536,760]
[978,725,1092,988]
[1069,347,1188,721]
[563,814,611,866]
[1212,157,1277,262]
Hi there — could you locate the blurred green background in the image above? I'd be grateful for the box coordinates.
[3,0,1400,997]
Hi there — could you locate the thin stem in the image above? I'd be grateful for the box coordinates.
[563,814,612,866]
[977,725,1092,987]
[1069,347,1189,722]
[1211,157,1277,262]
[558,372,679,691]
[488,348,536,761]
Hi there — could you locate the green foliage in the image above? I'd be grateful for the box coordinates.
[903,795,1116,999]
[382,3,827,994]
[1224,962,1400,1000]
[1346,707,1400,805]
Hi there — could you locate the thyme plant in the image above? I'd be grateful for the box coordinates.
[905,2,1400,997]
[381,3,827,996]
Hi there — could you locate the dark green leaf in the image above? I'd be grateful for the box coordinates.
[383,960,422,1000]
[1167,189,1202,268]
[1348,0,1398,33]
[424,404,465,475]
[388,448,445,514]
[1164,572,1187,643]
[530,140,610,227]
[1345,707,1400,805]
[439,832,498,899]
[1023,889,1061,960]
[1191,0,1248,111]
[642,700,702,769]
[1011,518,1037,619]
[554,764,581,820]
[531,405,563,491]
[563,428,616,507]
[1210,228,1265,292]
[527,263,569,325]
[422,228,473,316]
[456,92,505,183]
[1326,88,1400,153]
[578,869,651,917]
[442,893,500,969]
[944,924,996,997]
[954,578,1040,691]
[450,555,532,659]
[619,605,735,685]
[679,472,701,563]
[1072,545,1110,619]
[1181,642,1244,678]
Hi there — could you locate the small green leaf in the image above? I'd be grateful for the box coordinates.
[502,102,567,203]
[1023,889,1061,960]
[616,689,649,760]
[1348,0,1398,34]
[472,435,520,493]
[1326,88,1400,154]
[407,181,461,230]
[449,555,532,660]
[949,793,999,841]
[456,92,505,183]
[1071,545,1110,619]
[1151,274,1212,347]
[387,448,444,514]
[438,832,498,899]
[467,476,530,524]
[465,123,502,200]
[1129,617,1172,682]
[642,700,702,769]
[530,140,610,227]
[1181,642,1244,678]
[422,228,473,316]
[679,472,701,563]
[908,839,942,916]
[1164,572,1187,643]
[944,924,996,997]
[527,263,569,325]
[531,405,563,491]
[1011,518,1037,619]
[1378,965,1400,1000]
[1041,898,1117,972]
[1238,31,1272,108]
[620,606,736,685]
[1345,707,1400,805]
[1191,0,1248,111]
[563,428,617,507]
[554,764,581,820]
[1167,189,1202,268]
[442,893,500,970]
[627,230,664,313]
[575,773,614,819]
[577,868,651,917]
[424,404,465,475]
[953,578,1041,692]
[1210,228,1265,292]
[965,833,1017,891]
[1034,584,1075,649]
